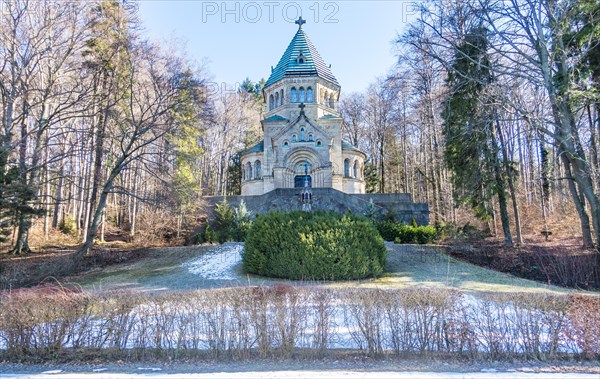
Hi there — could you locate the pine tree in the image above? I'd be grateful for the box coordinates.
[0,141,16,244]
[0,137,42,246]
[226,153,242,196]
[170,69,206,213]
[442,27,513,245]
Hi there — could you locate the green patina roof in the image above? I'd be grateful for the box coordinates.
[342,141,362,153]
[319,114,342,120]
[264,28,339,88]
[241,140,264,156]
[262,115,289,122]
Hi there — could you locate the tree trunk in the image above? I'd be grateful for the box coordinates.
[74,163,123,263]
[496,120,523,245]
[43,133,50,240]
[491,123,513,246]
[561,155,594,247]
[52,166,64,229]
[12,99,31,254]
[88,74,110,231]
[544,6,600,247]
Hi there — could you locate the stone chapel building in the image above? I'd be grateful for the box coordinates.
[204,19,429,225]
[240,17,366,196]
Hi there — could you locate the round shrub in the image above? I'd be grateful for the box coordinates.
[376,220,438,244]
[243,211,386,281]
[395,225,438,244]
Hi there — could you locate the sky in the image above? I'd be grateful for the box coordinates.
[137,1,419,95]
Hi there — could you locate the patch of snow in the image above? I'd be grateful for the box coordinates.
[137,367,162,371]
[92,368,107,372]
[183,243,243,280]
[40,370,63,374]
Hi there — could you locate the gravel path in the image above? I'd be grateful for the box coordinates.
[2,371,599,378]
[3,371,598,379]
[2,360,599,379]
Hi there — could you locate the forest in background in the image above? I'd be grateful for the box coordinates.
[0,0,599,263]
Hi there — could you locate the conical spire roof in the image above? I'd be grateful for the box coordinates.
[264,24,339,88]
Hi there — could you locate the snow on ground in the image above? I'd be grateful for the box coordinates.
[182,243,243,280]
[2,371,599,378]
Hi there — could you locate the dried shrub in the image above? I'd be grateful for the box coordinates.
[0,286,594,361]
[0,286,93,357]
[468,293,570,360]
[566,295,600,357]
[532,251,600,290]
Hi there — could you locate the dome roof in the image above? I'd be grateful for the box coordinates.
[264,23,338,88]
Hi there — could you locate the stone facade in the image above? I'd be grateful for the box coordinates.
[240,21,366,196]
[203,188,430,226]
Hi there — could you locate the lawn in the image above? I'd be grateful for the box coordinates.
[72,242,590,296]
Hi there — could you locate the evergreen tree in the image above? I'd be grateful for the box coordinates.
[0,140,17,244]
[363,162,381,194]
[170,68,207,213]
[442,27,513,245]
[0,137,42,246]
[240,77,266,103]
[226,153,242,196]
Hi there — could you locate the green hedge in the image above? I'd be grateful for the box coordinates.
[243,211,386,280]
[376,220,438,244]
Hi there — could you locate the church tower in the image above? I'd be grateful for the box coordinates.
[241,18,366,196]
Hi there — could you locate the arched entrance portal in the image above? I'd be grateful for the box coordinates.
[293,159,312,189]
[280,147,328,189]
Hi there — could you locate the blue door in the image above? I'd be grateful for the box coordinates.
[295,175,311,188]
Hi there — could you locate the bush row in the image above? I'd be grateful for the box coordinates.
[375,220,438,244]
[197,207,440,247]
[243,211,386,280]
[0,286,598,360]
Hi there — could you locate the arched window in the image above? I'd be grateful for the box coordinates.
[323,91,328,105]
[329,94,334,108]
[255,160,261,179]
[344,159,350,178]
[275,92,280,108]
[291,87,297,103]
[284,141,289,147]
[280,89,284,104]
[308,133,314,141]
[306,87,313,103]
[316,140,322,147]
[353,161,359,178]
[269,95,274,110]
[300,128,305,141]
[245,162,252,180]
[292,134,297,142]
[299,87,305,103]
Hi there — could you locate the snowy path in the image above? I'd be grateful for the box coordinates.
[183,243,243,280]
[2,370,598,378]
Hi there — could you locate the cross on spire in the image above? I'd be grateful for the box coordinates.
[298,102,306,115]
[295,16,306,29]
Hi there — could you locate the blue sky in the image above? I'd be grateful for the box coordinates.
[137,1,418,95]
